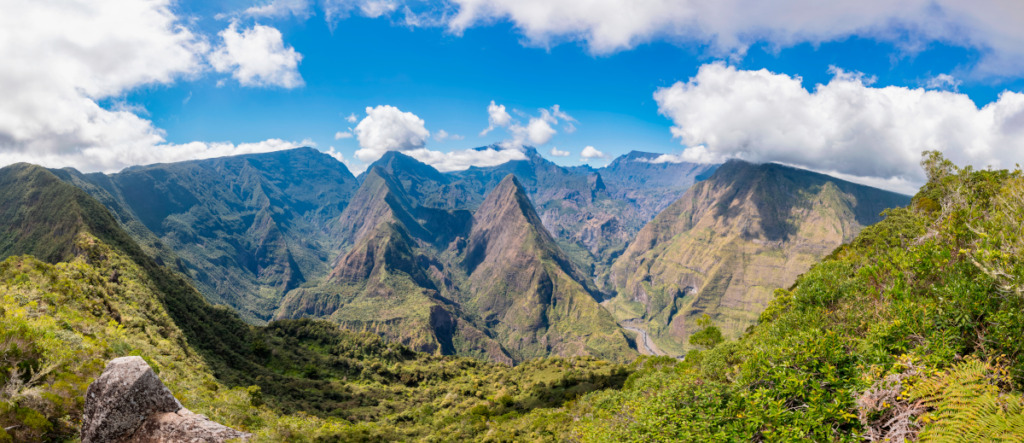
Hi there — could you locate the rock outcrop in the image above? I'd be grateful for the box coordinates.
[81,356,250,443]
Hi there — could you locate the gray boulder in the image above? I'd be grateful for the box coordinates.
[81,356,251,443]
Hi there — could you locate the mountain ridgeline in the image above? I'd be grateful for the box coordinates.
[53,147,358,322]
[278,171,633,363]
[0,163,634,441]
[44,147,908,363]
[5,145,1024,441]
[607,160,911,355]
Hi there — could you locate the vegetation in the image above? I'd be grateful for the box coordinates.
[0,235,630,441]
[606,159,912,355]
[568,153,1024,441]
[6,152,1024,441]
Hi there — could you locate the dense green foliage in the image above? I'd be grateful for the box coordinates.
[568,153,1024,441]
[8,152,1024,441]
[0,235,632,441]
[0,163,637,441]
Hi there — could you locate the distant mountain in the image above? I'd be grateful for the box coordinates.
[451,148,718,285]
[54,147,358,322]
[599,151,718,220]
[606,160,911,355]
[462,175,634,361]
[278,166,636,363]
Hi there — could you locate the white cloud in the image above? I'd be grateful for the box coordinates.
[334,131,354,139]
[348,104,529,171]
[403,147,527,172]
[524,118,557,146]
[346,113,358,123]
[434,129,465,142]
[481,102,576,149]
[654,62,1024,192]
[210,22,304,88]
[480,100,512,136]
[926,73,961,91]
[442,0,1024,78]
[353,105,431,161]
[550,147,570,157]
[634,152,703,164]
[0,138,314,173]
[581,146,606,159]
[0,0,310,172]
[241,0,312,19]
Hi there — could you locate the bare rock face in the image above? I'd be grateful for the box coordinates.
[81,356,250,443]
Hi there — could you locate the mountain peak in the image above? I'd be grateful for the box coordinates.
[470,174,542,241]
[493,173,526,195]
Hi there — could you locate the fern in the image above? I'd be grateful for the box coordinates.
[911,359,1024,442]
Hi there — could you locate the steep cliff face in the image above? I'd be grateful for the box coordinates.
[279,167,635,363]
[55,147,359,322]
[463,175,635,362]
[608,160,911,355]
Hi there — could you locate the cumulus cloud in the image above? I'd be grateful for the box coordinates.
[549,147,570,157]
[654,62,1024,193]
[210,22,304,88]
[479,101,576,148]
[346,104,529,171]
[403,147,527,172]
[580,146,606,159]
[353,105,431,161]
[334,131,353,139]
[0,0,310,172]
[480,100,512,136]
[442,0,1024,78]
[524,118,557,146]
[926,73,961,91]
[346,113,358,123]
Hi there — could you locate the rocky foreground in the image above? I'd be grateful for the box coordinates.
[81,357,250,443]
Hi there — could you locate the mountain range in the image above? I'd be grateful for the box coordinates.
[5,149,1024,441]
[35,146,908,362]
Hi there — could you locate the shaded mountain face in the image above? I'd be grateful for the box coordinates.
[0,163,149,264]
[54,147,358,323]
[278,169,636,364]
[606,160,912,355]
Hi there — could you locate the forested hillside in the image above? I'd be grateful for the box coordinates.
[0,163,629,441]
[607,160,911,355]
[568,152,1024,441]
[3,153,1023,441]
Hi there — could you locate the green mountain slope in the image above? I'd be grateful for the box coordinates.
[281,167,636,363]
[567,153,1024,441]
[463,175,636,362]
[55,147,358,322]
[608,160,911,355]
[0,162,633,441]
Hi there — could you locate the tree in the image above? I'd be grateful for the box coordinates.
[689,314,723,350]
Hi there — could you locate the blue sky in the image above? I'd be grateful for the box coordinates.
[4,0,1024,193]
